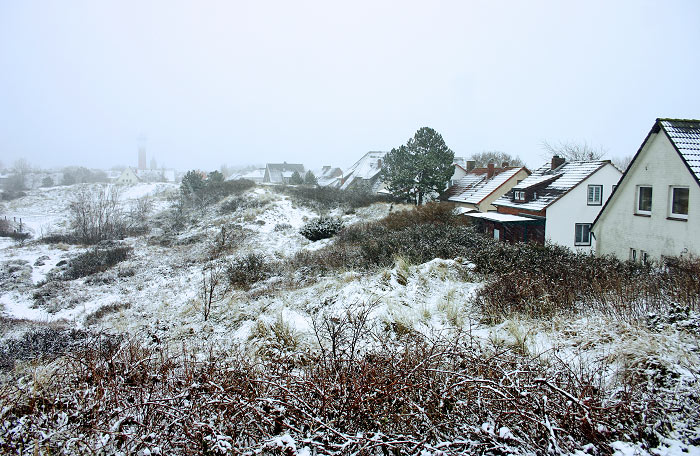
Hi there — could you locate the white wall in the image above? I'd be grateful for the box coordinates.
[594,132,700,260]
[545,164,622,253]
[450,166,467,186]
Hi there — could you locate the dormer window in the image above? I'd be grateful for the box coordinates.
[514,191,526,202]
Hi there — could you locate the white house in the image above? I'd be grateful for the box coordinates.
[488,156,622,252]
[116,168,141,185]
[592,118,700,261]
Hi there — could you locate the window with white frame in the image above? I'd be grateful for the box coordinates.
[636,186,652,215]
[629,248,637,262]
[514,191,525,201]
[587,185,602,205]
[574,223,592,246]
[669,186,689,219]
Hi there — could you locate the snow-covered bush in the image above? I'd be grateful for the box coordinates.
[299,216,344,241]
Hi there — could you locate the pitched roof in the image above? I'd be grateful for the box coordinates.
[340,151,387,190]
[494,160,610,211]
[592,118,700,230]
[658,119,700,184]
[265,163,305,183]
[446,167,527,205]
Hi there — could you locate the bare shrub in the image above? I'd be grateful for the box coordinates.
[0,333,682,454]
[68,186,126,244]
[226,253,274,290]
[62,245,133,280]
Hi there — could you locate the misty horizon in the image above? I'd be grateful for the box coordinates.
[1,1,699,172]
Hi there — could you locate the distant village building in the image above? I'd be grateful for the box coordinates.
[233,168,266,183]
[340,151,388,193]
[313,166,343,187]
[592,118,700,261]
[469,157,621,253]
[442,164,530,212]
[263,163,305,185]
[116,168,141,185]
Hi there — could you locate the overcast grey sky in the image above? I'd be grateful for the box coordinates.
[1,0,699,172]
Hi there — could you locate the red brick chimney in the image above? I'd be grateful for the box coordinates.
[487,163,495,178]
[551,155,565,170]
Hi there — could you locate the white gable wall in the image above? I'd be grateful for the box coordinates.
[594,132,700,260]
[545,163,621,253]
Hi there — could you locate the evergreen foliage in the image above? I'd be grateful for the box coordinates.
[289,171,304,185]
[304,171,318,186]
[383,127,454,205]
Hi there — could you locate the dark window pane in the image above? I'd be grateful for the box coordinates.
[672,187,689,215]
[638,187,652,212]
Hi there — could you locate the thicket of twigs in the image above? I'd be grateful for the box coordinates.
[0,329,672,455]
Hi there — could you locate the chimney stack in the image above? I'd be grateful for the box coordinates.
[466,160,476,171]
[551,155,565,170]
[487,163,495,178]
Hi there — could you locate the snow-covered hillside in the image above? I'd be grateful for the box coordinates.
[0,183,698,455]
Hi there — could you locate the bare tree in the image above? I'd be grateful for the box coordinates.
[4,159,33,191]
[200,261,228,321]
[69,186,125,243]
[541,140,607,161]
[468,151,524,167]
[612,155,633,172]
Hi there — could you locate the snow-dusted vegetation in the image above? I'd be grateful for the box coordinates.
[0,182,698,455]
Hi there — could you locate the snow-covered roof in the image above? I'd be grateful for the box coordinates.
[465,212,540,223]
[241,168,265,179]
[266,163,305,183]
[313,166,343,187]
[659,119,700,183]
[494,160,610,212]
[340,151,387,190]
[447,167,526,205]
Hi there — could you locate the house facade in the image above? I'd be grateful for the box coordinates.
[116,168,141,185]
[489,157,621,252]
[592,118,700,261]
[263,163,305,185]
[443,164,530,212]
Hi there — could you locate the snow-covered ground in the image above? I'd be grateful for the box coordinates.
[1,182,698,454]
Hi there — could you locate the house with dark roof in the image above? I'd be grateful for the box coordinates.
[479,156,621,251]
[340,151,388,193]
[263,163,305,185]
[442,164,530,212]
[592,118,700,262]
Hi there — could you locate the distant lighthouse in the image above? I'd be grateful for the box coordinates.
[138,135,147,170]
[138,146,146,170]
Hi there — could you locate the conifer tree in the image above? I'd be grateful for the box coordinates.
[383,127,454,205]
